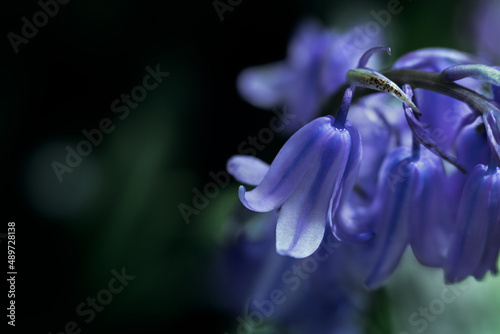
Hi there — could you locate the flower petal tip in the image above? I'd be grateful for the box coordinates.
[238,185,253,210]
[276,244,316,259]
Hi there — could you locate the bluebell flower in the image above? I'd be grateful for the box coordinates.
[230,17,500,295]
[444,162,500,283]
[349,145,452,289]
[218,13,500,334]
[330,81,456,287]
[228,102,361,258]
[237,20,383,133]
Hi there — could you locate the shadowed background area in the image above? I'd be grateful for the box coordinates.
[1,0,499,333]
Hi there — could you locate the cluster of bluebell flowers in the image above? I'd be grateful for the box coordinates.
[218,17,500,334]
[229,19,500,290]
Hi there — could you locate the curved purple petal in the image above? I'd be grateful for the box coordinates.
[239,116,335,212]
[334,124,363,213]
[473,169,500,279]
[408,152,452,267]
[227,155,270,186]
[330,124,374,243]
[444,164,492,283]
[364,148,412,289]
[276,129,351,258]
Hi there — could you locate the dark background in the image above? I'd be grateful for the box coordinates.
[0,0,492,333]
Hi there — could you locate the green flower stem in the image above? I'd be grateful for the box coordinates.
[382,69,500,116]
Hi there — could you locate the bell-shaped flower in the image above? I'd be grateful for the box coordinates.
[406,150,454,268]
[227,115,361,258]
[444,162,500,283]
[352,145,453,289]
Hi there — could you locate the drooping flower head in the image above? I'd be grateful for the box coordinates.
[217,13,500,334]
[230,20,500,295]
[228,96,362,258]
[331,83,455,288]
[445,161,500,283]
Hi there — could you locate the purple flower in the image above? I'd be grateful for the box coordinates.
[329,82,456,287]
[444,162,500,283]
[228,114,361,258]
[406,150,453,269]
[237,20,383,133]
[230,14,500,294]
[355,146,451,289]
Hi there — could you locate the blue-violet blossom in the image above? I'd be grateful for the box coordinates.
[228,91,361,258]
